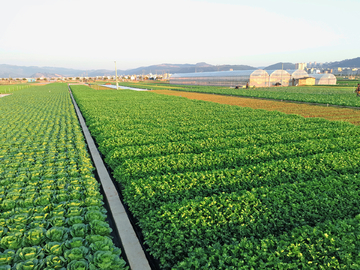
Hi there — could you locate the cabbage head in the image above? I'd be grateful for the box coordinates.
[24,227,46,246]
[0,249,15,266]
[13,258,44,270]
[45,227,68,242]
[89,220,112,236]
[89,251,127,269]
[0,232,23,250]
[64,247,89,262]
[44,242,63,256]
[14,246,44,263]
[67,259,89,270]
[65,237,85,249]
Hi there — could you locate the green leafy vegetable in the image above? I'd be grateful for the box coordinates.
[67,259,89,270]
[0,232,23,250]
[89,220,112,236]
[64,247,89,262]
[88,251,126,270]
[0,250,15,266]
[44,242,63,256]
[65,237,86,249]
[45,227,68,242]
[70,223,88,238]
[24,227,46,246]
[14,246,44,263]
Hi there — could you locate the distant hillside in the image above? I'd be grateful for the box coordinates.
[324,57,360,68]
[0,64,123,78]
[31,72,62,78]
[264,62,296,70]
[0,63,258,78]
[126,63,257,75]
[1,57,359,78]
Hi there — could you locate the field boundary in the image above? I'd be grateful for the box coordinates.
[155,88,360,110]
[68,86,151,270]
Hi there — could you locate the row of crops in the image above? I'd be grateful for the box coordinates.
[0,85,32,94]
[114,81,360,107]
[0,84,128,269]
[71,85,360,269]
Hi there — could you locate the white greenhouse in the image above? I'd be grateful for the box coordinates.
[169,70,269,88]
[309,74,337,85]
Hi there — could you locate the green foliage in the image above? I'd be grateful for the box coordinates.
[119,81,360,107]
[72,85,360,269]
[89,251,126,270]
[0,84,126,269]
[67,259,89,270]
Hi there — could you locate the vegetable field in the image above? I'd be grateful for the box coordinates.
[115,81,360,107]
[0,85,32,94]
[0,84,127,269]
[72,85,360,269]
[153,90,360,125]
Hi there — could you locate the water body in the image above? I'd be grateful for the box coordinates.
[101,85,149,91]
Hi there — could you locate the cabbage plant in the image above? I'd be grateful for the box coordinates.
[67,259,89,270]
[24,227,46,246]
[0,250,15,266]
[44,242,63,256]
[45,227,68,242]
[14,246,44,263]
[64,247,89,262]
[88,251,126,270]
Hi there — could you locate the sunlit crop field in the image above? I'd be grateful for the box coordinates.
[153,89,360,125]
[73,85,360,269]
[0,84,127,270]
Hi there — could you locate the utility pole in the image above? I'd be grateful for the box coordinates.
[115,61,119,90]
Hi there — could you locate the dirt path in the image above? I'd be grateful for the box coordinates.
[152,90,360,125]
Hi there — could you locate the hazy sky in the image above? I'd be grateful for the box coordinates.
[1,0,359,70]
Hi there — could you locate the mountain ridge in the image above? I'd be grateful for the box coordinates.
[1,57,359,78]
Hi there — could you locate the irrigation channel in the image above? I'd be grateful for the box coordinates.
[68,86,152,270]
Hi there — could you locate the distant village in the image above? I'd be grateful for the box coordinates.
[0,73,171,84]
[0,62,359,84]
[296,62,360,77]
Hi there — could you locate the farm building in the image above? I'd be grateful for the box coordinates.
[310,73,337,85]
[169,70,269,88]
[297,77,316,86]
[267,70,291,86]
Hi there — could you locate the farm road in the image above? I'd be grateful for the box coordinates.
[152,90,360,125]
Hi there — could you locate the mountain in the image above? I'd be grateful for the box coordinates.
[122,63,257,75]
[1,57,359,78]
[264,62,296,70]
[0,64,124,78]
[30,72,63,78]
[0,63,257,78]
[323,57,360,68]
